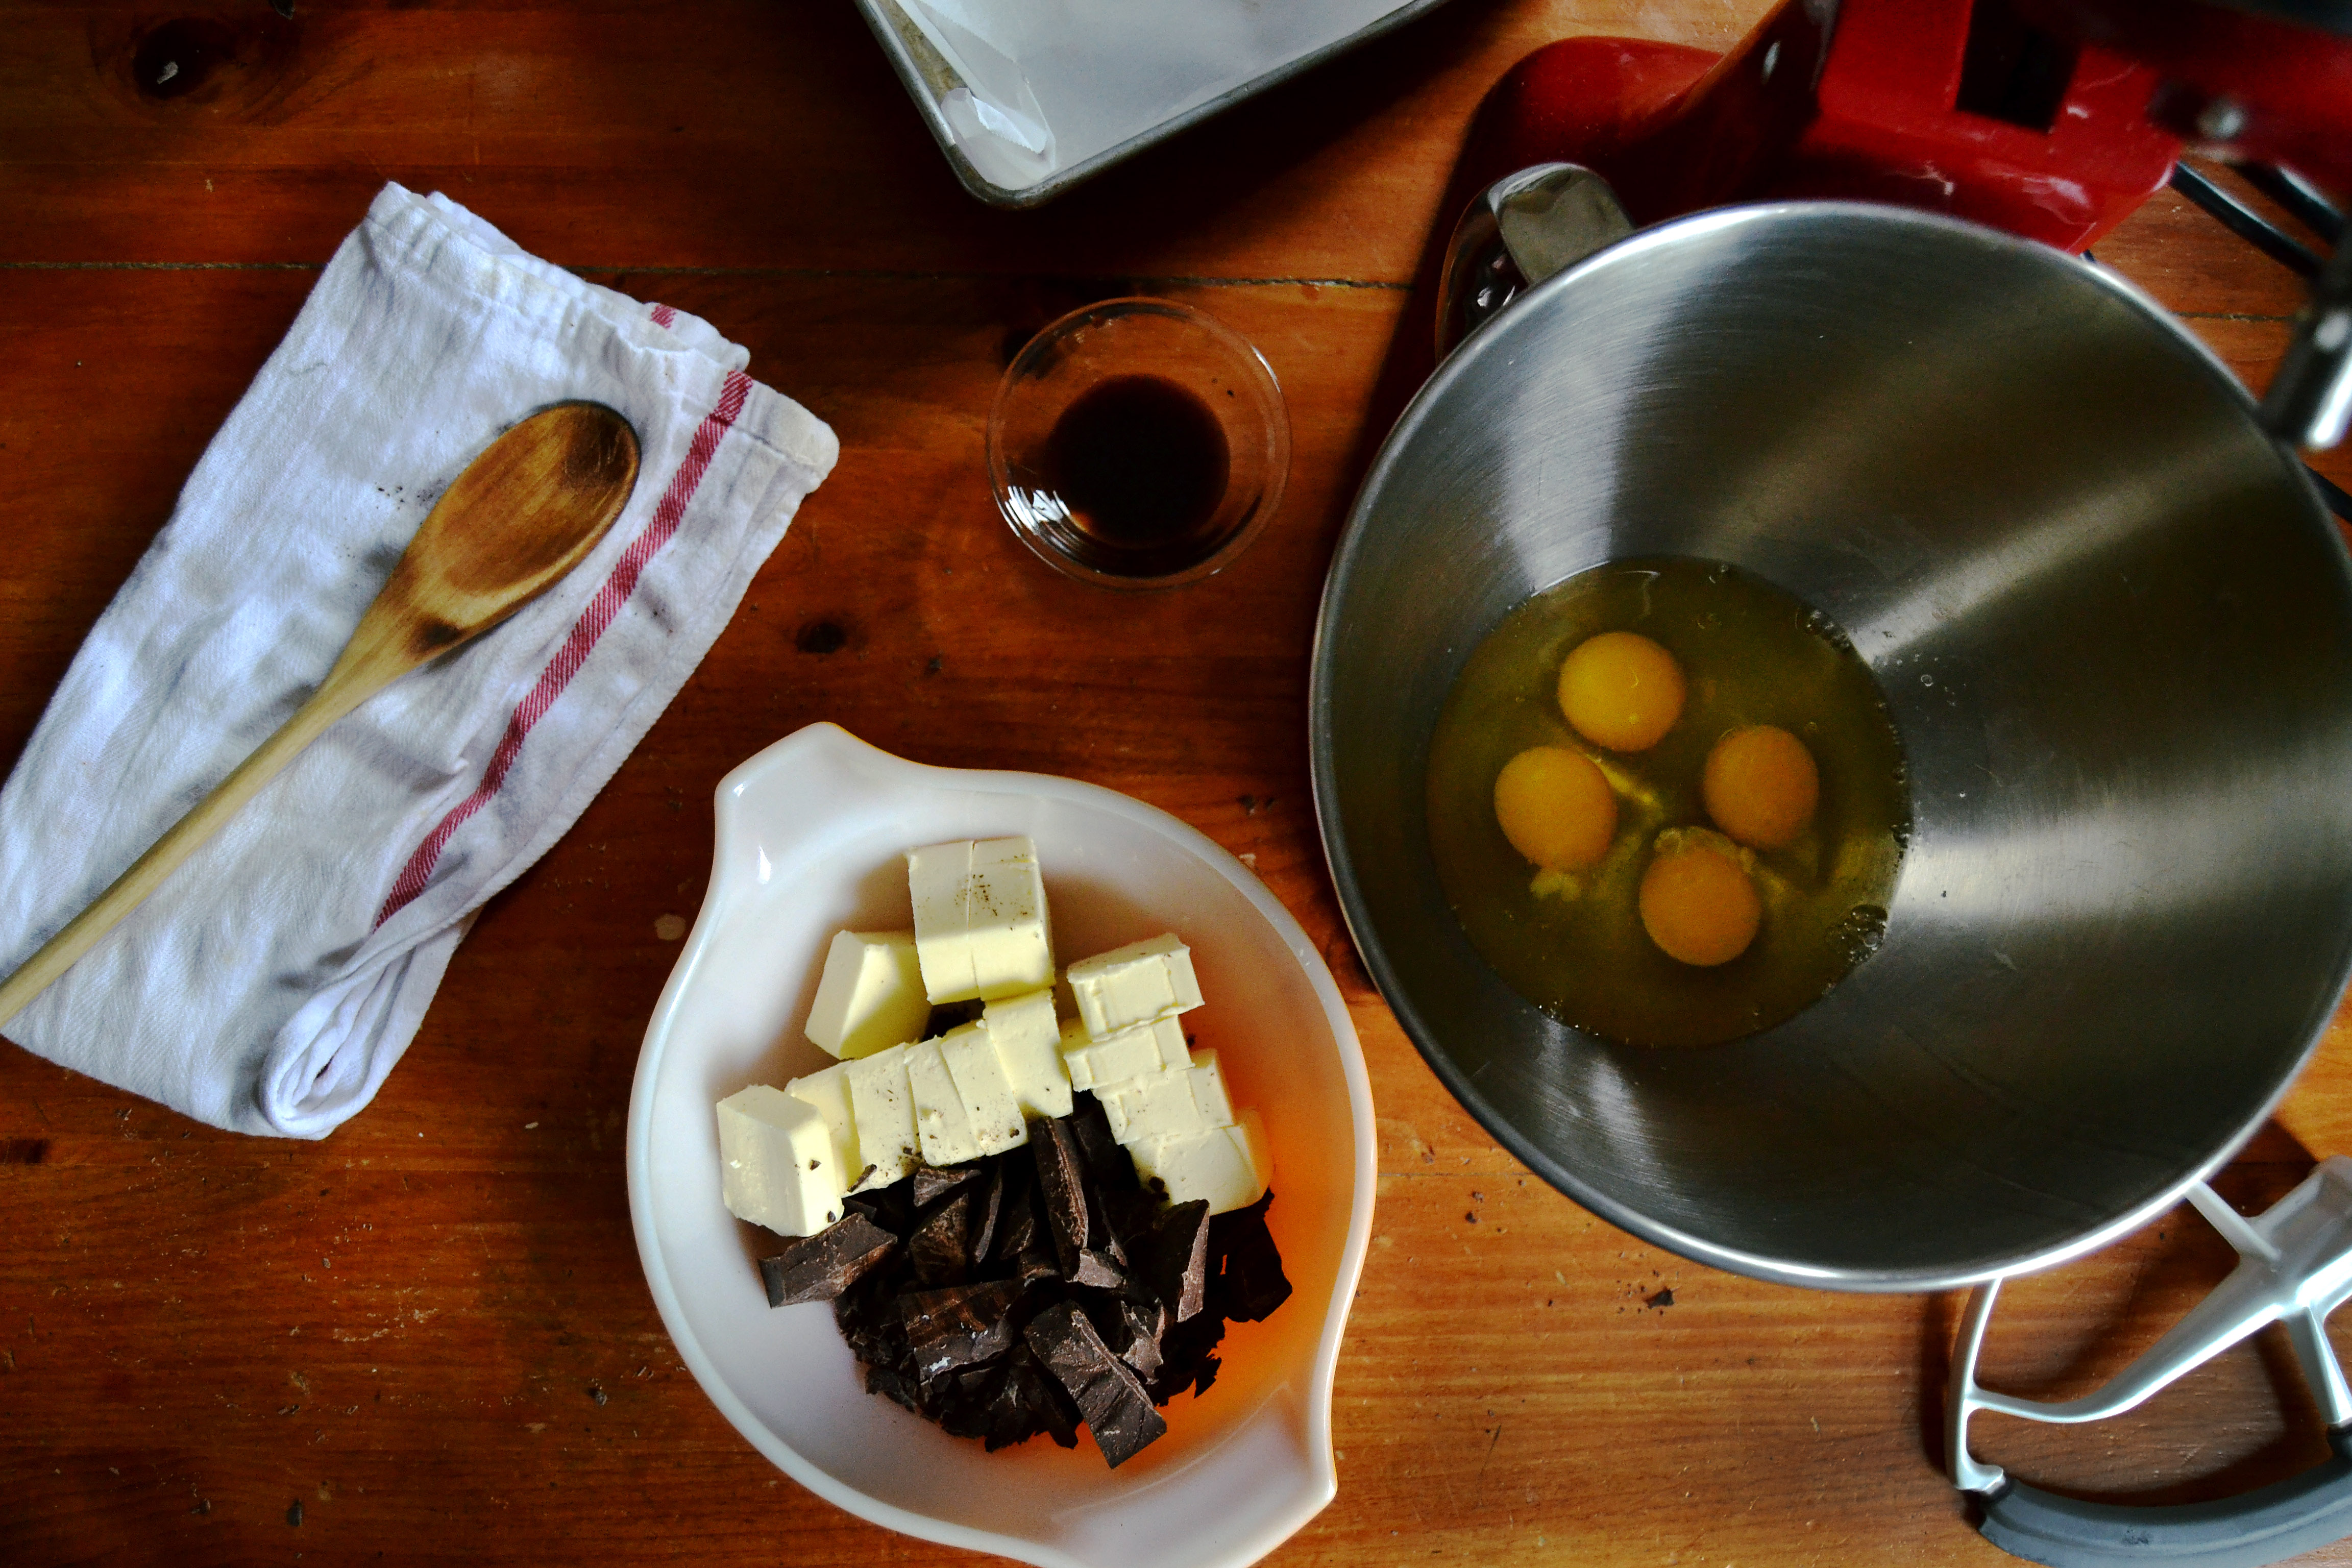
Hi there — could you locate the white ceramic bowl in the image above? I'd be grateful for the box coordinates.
[627,723,1377,1568]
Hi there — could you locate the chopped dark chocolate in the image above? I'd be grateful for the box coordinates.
[867,1359,921,1413]
[1031,1359,1083,1450]
[1211,1193,1292,1323]
[1100,1186,1160,1261]
[1074,1290,1131,1348]
[790,1099,1291,1467]
[1144,1200,1212,1321]
[982,1354,1043,1451]
[940,1365,1002,1439]
[1154,1307,1227,1403]
[758,1212,900,1307]
[1068,1247,1133,1292]
[908,1190,974,1286]
[1069,1093,1146,1263]
[901,1279,1024,1379]
[991,1169,1041,1263]
[1119,1300,1168,1381]
[1068,1094,1129,1188]
[1030,1115,1091,1273]
[912,1164,985,1209]
[969,1162,1006,1264]
[975,1345,1081,1452]
[1025,1301,1168,1468]
[844,1181,916,1238]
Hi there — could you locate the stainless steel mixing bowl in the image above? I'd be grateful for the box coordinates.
[1311,202,2352,1291]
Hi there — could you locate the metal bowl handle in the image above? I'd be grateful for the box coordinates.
[1950,1158,2352,1566]
[1433,164,1633,360]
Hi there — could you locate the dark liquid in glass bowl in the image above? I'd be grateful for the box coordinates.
[1046,375,1231,554]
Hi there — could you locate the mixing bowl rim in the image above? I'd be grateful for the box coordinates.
[1307,198,2349,1293]
[630,721,1381,1564]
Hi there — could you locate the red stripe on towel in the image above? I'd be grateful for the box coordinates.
[649,304,679,329]
[374,371,754,926]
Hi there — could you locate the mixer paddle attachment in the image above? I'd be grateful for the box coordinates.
[1948,1156,2352,1567]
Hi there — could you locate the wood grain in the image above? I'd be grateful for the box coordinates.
[5,2,2352,1564]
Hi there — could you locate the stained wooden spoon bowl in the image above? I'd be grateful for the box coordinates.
[0,401,641,1028]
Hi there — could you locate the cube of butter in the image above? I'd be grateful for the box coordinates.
[905,1035,981,1168]
[1058,1013,1188,1092]
[907,1022,1030,1167]
[1096,1048,1235,1145]
[1065,934,1202,1037]
[783,1060,859,1181]
[842,1044,921,1190]
[1129,1107,1272,1215]
[804,929,930,1060]
[716,1085,847,1237]
[944,1020,1029,1156]
[907,837,1055,1004]
[983,989,1072,1120]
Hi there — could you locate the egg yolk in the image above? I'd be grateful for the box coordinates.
[1702,725,1820,850]
[1493,746,1618,872]
[1558,631,1685,751]
[1639,831,1760,966]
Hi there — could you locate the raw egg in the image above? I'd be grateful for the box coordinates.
[1559,631,1685,751]
[1425,557,1909,1047]
[1639,829,1760,967]
[1493,746,1617,872]
[1703,725,1819,850]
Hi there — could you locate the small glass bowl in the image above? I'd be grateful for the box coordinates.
[988,297,1290,591]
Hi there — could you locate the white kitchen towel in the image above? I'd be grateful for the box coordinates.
[0,183,839,1138]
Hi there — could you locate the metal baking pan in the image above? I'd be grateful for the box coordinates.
[851,0,1456,209]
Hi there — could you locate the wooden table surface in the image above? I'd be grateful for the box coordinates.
[9,2,2352,1563]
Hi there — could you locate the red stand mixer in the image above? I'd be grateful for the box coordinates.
[1379,4,2352,1564]
[1422,0,2350,452]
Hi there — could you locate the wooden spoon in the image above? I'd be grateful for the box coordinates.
[0,401,641,1028]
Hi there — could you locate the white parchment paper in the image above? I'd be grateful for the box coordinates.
[895,0,1425,192]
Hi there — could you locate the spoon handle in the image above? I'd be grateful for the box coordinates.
[0,402,639,1038]
[0,647,397,1031]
